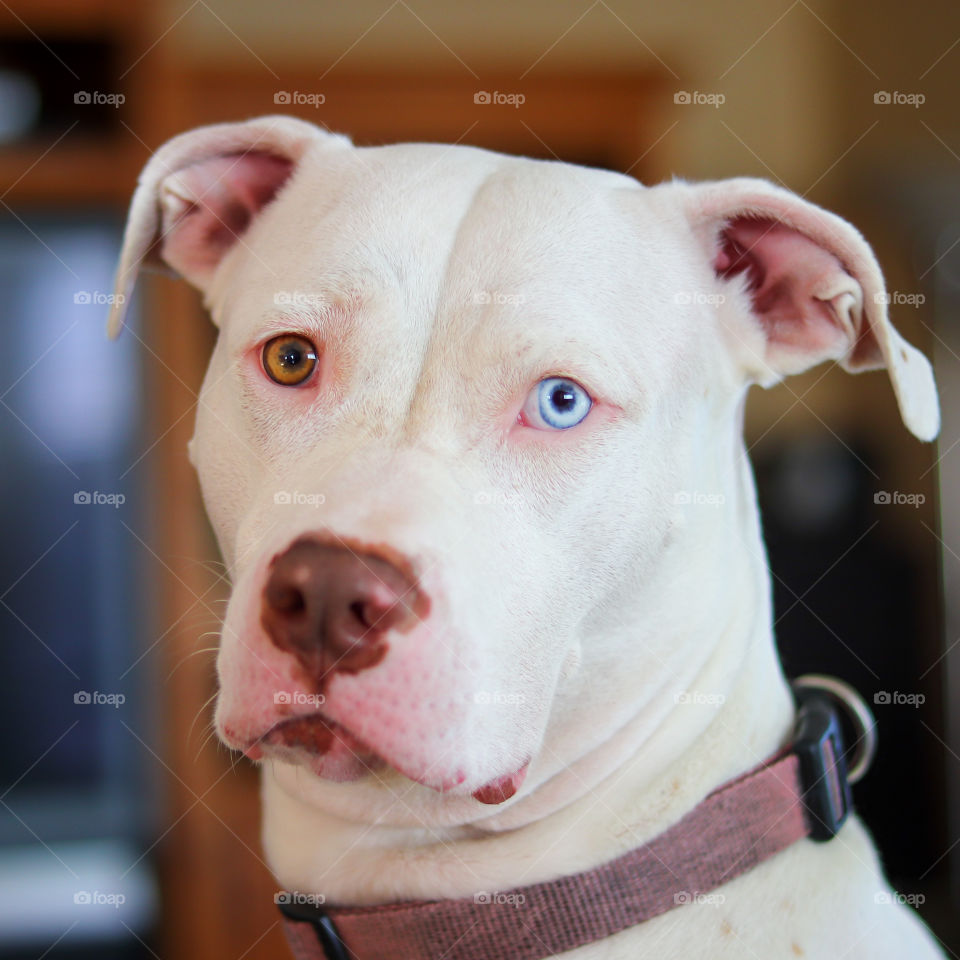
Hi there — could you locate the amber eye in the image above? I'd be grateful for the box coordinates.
[261,335,319,386]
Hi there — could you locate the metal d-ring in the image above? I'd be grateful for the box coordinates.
[791,674,878,784]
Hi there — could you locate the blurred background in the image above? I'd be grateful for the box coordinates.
[0,0,958,956]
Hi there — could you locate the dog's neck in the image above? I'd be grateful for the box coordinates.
[259,438,796,906]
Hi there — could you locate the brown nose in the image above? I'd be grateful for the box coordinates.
[261,537,422,680]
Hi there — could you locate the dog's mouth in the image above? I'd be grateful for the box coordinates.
[246,713,529,803]
[246,714,384,783]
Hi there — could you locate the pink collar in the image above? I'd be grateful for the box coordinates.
[279,686,857,960]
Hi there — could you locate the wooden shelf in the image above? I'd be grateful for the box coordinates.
[0,137,143,206]
[0,0,141,33]
[178,65,673,178]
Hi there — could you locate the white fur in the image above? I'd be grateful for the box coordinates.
[112,117,944,958]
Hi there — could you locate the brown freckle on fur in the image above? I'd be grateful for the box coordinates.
[720,920,733,937]
[670,779,681,793]
[791,943,804,956]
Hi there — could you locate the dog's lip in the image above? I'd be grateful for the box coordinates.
[247,715,530,804]
[250,713,374,758]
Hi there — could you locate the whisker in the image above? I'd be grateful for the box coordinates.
[167,646,219,682]
[187,690,220,746]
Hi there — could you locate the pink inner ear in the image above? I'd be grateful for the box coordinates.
[713,216,853,360]
[160,151,295,280]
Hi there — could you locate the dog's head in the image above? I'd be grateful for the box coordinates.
[111,116,937,824]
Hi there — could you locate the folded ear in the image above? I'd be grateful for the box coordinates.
[679,178,939,441]
[107,115,351,336]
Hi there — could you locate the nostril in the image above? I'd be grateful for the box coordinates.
[262,538,428,678]
[269,583,306,616]
[349,600,372,630]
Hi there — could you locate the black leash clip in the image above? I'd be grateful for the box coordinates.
[278,897,350,960]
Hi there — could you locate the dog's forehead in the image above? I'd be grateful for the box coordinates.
[215,143,681,324]
[210,143,700,409]
[304,145,650,286]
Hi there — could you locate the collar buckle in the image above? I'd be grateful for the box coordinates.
[791,681,854,840]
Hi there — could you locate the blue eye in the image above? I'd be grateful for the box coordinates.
[522,377,592,430]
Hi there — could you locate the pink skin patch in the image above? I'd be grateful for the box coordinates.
[472,761,530,805]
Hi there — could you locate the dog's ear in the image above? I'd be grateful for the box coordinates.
[679,178,938,441]
[107,115,351,336]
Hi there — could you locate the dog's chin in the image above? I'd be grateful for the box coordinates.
[244,714,530,803]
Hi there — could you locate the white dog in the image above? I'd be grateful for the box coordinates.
[110,116,944,959]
